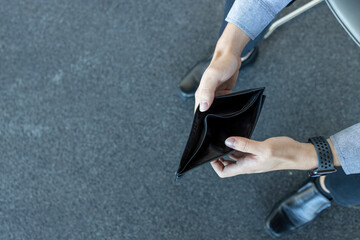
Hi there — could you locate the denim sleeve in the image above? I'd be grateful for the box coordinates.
[330,123,360,175]
[225,0,291,39]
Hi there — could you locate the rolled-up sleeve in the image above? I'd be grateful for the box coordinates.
[330,123,360,175]
[226,0,291,39]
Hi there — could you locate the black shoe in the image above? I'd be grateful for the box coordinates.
[265,179,332,238]
[178,47,259,98]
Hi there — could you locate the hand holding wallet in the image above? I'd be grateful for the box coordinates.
[175,87,266,180]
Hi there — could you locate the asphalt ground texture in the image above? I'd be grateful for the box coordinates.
[0,0,359,239]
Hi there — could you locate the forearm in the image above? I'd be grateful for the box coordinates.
[215,23,250,58]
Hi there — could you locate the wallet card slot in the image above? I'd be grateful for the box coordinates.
[208,88,264,116]
[207,93,259,119]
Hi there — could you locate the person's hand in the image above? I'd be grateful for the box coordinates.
[210,136,341,178]
[195,23,250,112]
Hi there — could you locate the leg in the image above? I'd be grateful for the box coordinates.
[325,167,360,206]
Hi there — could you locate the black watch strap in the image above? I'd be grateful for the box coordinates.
[308,136,337,177]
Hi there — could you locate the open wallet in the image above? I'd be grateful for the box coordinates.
[175,87,266,181]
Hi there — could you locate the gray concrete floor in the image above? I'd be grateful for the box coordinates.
[0,0,359,239]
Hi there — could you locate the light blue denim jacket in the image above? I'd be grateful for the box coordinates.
[330,124,360,175]
[226,0,291,39]
[226,0,360,174]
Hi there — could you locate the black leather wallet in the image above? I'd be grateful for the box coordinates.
[175,87,266,180]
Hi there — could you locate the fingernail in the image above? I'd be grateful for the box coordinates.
[225,138,235,148]
[199,101,208,112]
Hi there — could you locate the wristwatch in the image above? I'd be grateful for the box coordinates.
[308,136,337,177]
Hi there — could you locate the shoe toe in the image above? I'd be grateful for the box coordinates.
[265,207,295,237]
[178,58,210,98]
[178,74,199,97]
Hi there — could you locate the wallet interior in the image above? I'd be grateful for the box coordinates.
[176,88,265,179]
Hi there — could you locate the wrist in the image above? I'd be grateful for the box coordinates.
[215,23,250,59]
[294,138,341,171]
[293,142,318,170]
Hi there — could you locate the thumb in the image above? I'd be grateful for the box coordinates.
[225,137,262,155]
[195,74,218,112]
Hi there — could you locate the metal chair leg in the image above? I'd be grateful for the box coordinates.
[264,0,324,39]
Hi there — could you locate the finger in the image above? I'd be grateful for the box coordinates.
[194,72,219,112]
[218,157,235,166]
[216,158,251,176]
[211,159,242,178]
[210,159,225,176]
[229,151,246,160]
[210,158,237,178]
[225,137,263,155]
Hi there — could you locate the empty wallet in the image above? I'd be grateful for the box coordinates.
[175,87,266,180]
